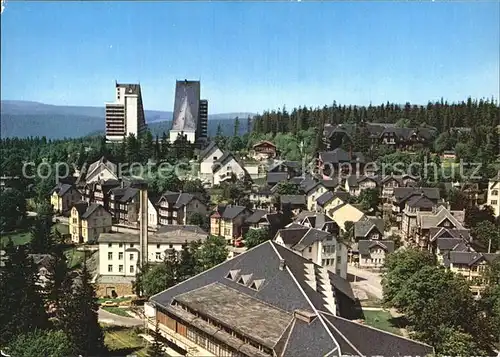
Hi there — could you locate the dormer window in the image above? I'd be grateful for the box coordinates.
[237,274,253,286]
[249,279,265,291]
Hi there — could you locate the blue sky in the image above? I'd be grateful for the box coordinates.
[1,1,499,113]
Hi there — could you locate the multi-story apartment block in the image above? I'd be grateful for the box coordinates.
[69,202,112,244]
[275,225,348,279]
[109,186,140,225]
[97,226,208,296]
[210,205,253,245]
[145,240,433,357]
[50,183,82,214]
[156,192,208,226]
[487,171,500,217]
[443,251,500,297]
[105,83,146,142]
[169,80,208,145]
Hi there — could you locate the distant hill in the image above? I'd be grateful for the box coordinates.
[0,100,254,139]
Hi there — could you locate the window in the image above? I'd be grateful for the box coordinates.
[156,253,161,260]
[119,243,123,248]
[119,265,123,273]
[130,244,134,248]
[118,252,123,260]
[129,254,134,261]
[108,243,112,248]
[108,265,113,272]
[108,252,112,260]
[308,247,312,253]
[337,255,342,263]
[157,244,161,249]
[491,200,498,205]
[169,244,173,248]
[130,265,135,273]
[492,190,498,196]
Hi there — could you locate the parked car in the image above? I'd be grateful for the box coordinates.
[100,300,119,307]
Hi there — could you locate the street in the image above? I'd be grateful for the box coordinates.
[348,264,383,300]
[98,308,143,327]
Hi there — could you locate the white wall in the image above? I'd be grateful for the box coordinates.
[126,95,138,137]
[98,242,140,277]
[213,158,246,186]
[86,166,117,183]
[200,147,224,180]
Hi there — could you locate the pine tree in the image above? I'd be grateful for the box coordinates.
[147,321,166,357]
[0,241,49,345]
[59,259,105,356]
[30,216,55,254]
[45,245,69,312]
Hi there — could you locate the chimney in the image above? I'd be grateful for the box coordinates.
[294,309,317,324]
[279,259,286,270]
[138,181,149,267]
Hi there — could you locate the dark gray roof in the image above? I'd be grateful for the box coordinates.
[436,238,470,252]
[149,240,432,356]
[429,227,471,242]
[319,149,365,164]
[267,172,289,185]
[280,195,306,205]
[173,193,196,209]
[222,205,249,220]
[316,190,350,207]
[50,183,74,197]
[245,209,267,224]
[198,142,219,161]
[81,203,105,219]
[73,201,88,216]
[322,312,433,357]
[276,228,309,247]
[393,187,440,204]
[171,80,200,132]
[443,251,500,267]
[98,226,208,244]
[346,175,381,188]
[110,186,138,203]
[293,228,332,251]
[354,218,384,238]
[358,240,395,255]
[406,195,436,209]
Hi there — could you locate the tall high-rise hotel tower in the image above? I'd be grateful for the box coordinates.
[105,82,146,142]
[169,80,208,144]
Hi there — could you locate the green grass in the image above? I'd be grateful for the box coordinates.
[103,325,148,357]
[103,306,132,317]
[362,310,402,335]
[98,297,132,304]
[64,247,86,269]
[0,223,69,247]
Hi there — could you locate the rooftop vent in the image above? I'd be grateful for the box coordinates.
[237,274,253,286]
[249,279,265,291]
[279,259,286,271]
[294,309,317,324]
[225,269,241,281]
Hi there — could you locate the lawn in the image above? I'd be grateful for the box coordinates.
[64,246,86,269]
[0,222,69,247]
[362,310,402,335]
[103,306,132,317]
[103,325,148,357]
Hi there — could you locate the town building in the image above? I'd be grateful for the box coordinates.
[50,183,82,215]
[344,175,380,197]
[169,80,208,145]
[105,83,146,142]
[198,142,224,183]
[442,251,500,297]
[356,240,395,269]
[392,187,440,218]
[84,157,118,183]
[210,205,253,245]
[97,226,208,296]
[251,141,277,160]
[145,240,433,357]
[380,175,418,201]
[212,152,249,186]
[317,149,367,178]
[487,171,500,217]
[69,202,112,244]
[315,190,350,213]
[156,192,208,226]
[303,178,343,211]
[326,203,365,232]
[249,187,274,210]
[245,210,284,238]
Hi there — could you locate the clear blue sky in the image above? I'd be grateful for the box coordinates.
[1,1,499,114]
